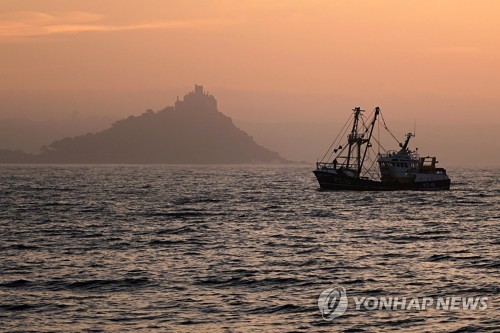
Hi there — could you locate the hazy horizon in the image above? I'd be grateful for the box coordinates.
[1,1,499,164]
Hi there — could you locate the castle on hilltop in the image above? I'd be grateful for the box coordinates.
[175,84,217,112]
[0,83,287,164]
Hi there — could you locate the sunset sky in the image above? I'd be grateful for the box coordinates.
[1,1,499,164]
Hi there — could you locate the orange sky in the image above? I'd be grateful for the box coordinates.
[0,1,499,164]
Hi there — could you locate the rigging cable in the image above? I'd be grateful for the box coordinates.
[377,113,380,155]
[380,111,401,145]
[360,108,375,135]
[320,113,353,163]
[325,121,352,163]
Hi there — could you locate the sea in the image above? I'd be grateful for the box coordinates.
[0,165,498,332]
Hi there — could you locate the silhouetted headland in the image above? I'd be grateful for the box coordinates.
[0,85,287,164]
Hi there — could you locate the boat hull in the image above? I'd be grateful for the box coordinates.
[313,170,450,191]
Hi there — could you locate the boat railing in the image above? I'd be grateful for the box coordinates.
[316,162,337,170]
[379,150,420,159]
[419,156,438,168]
[316,162,359,172]
[379,150,398,157]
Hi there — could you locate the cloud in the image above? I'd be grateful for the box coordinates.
[0,11,237,39]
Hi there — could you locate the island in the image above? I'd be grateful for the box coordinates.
[0,85,287,164]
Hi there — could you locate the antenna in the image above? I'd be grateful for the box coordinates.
[414,119,417,152]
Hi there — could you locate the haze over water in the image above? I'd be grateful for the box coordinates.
[1,1,500,164]
[1,165,498,332]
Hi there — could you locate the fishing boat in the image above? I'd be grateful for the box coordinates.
[314,107,451,190]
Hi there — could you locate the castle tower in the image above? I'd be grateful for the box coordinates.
[194,84,204,95]
[175,84,217,112]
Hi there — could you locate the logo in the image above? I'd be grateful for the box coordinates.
[318,286,348,321]
[318,285,489,321]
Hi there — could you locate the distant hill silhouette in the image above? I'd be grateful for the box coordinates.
[0,85,287,164]
[0,117,113,153]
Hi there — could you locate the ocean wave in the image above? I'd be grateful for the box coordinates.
[66,277,151,291]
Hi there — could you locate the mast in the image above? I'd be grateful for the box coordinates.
[346,107,362,170]
[357,140,361,173]
[359,107,380,174]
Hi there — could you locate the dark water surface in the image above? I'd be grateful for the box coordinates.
[0,165,498,332]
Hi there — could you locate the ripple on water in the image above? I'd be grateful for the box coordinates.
[0,165,498,332]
